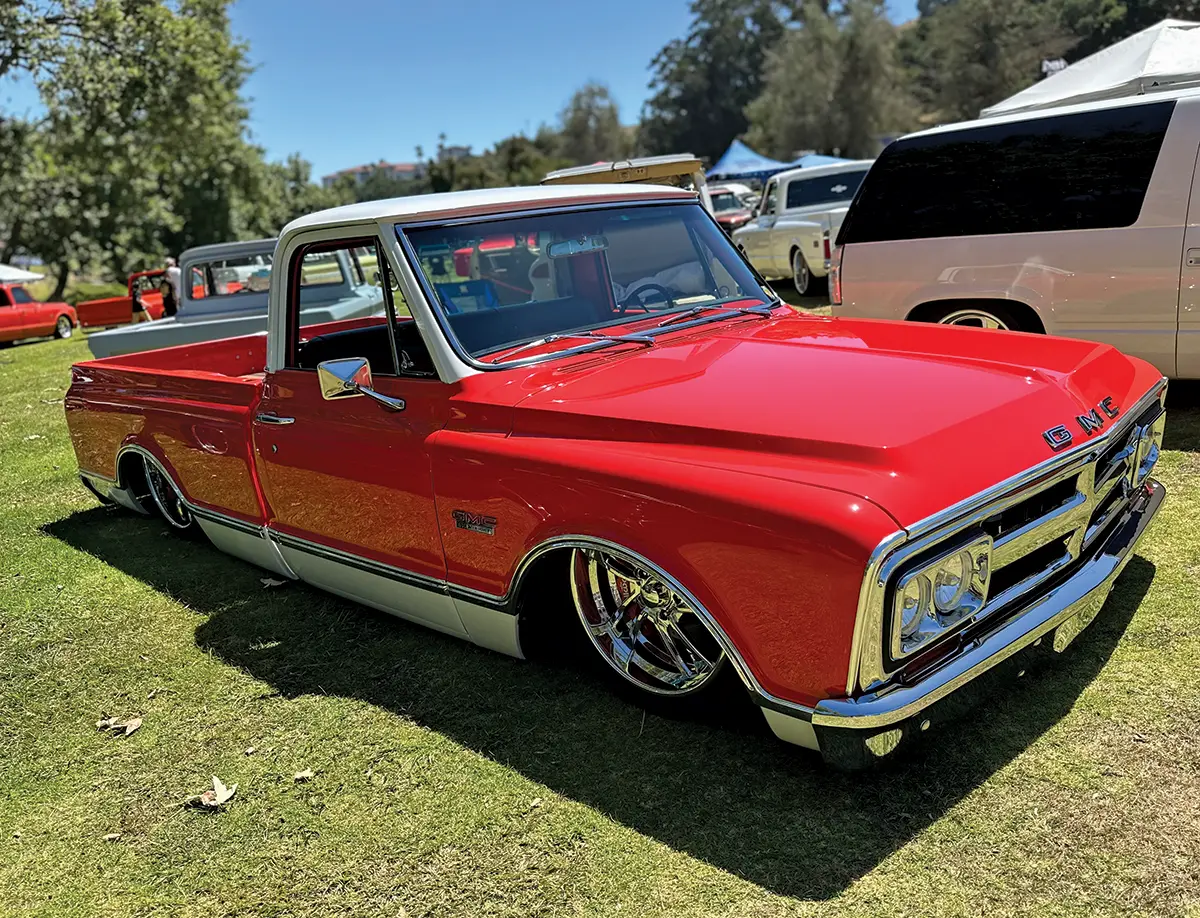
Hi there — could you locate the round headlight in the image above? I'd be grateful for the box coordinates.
[899,577,926,638]
[933,550,971,613]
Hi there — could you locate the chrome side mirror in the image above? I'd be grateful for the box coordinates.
[317,357,405,411]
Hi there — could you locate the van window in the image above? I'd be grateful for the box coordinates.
[838,100,1174,245]
[785,170,868,209]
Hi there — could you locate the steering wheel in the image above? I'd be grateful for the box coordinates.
[618,282,676,314]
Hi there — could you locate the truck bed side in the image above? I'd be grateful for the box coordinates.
[65,334,269,524]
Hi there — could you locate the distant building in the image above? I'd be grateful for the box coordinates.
[321,160,425,188]
[438,145,471,162]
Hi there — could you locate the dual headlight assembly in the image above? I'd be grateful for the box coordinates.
[888,412,1164,663]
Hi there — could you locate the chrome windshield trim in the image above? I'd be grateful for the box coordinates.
[844,378,1167,696]
[394,200,777,374]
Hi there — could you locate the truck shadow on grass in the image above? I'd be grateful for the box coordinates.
[45,508,1153,901]
[1165,387,1200,452]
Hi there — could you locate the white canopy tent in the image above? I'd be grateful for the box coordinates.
[0,264,43,284]
[982,19,1200,118]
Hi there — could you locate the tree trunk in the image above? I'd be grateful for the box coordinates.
[2,217,24,262]
[51,262,70,302]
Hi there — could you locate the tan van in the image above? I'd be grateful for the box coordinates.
[831,88,1200,378]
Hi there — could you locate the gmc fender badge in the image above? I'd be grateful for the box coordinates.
[1043,396,1120,451]
[453,510,497,536]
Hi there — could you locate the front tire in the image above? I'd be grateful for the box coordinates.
[568,547,732,714]
[54,315,73,339]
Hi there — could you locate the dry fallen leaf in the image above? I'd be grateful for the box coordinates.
[22,434,44,441]
[103,833,121,842]
[189,776,237,810]
[530,797,544,809]
[261,577,286,589]
[244,746,256,756]
[293,768,314,782]
[96,715,142,737]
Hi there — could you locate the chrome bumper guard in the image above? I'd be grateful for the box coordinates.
[812,478,1164,762]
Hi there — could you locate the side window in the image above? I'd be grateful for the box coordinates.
[188,266,207,299]
[288,238,433,378]
[0,289,11,307]
[762,180,778,217]
[299,250,347,287]
[840,99,1175,244]
[785,171,868,209]
[9,286,32,304]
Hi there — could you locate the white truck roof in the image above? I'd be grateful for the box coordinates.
[283,184,696,238]
[766,160,875,185]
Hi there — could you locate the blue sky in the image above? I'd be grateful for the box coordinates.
[1,0,919,181]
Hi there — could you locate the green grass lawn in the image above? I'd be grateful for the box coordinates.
[2,333,1199,917]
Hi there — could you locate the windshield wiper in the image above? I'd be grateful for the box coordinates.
[655,302,777,328]
[489,331,654,364]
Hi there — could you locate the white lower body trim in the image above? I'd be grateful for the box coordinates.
[196,518,295,579]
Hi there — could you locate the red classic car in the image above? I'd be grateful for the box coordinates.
[75,270,169,329]
[63,186,1167,768]
[0,283,77,345]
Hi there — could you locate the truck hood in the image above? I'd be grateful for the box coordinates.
[512,313,1162,529]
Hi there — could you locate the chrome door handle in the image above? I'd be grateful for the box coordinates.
[1188,248,1200,267]
[256,413,295,425]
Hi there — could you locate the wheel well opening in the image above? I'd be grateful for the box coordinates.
[513,548,575,661]
[117,451,152,508]
[907,298,1045,334]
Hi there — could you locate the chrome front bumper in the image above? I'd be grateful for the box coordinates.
[812,478,1164,767]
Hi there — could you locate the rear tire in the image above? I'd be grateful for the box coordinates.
[54,315,73,339]
[791,249,827,298]
[925,302,1023,331]
[142,456,199,535]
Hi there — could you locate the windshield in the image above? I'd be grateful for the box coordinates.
[710,191,744,212]
[402,203,771,361]
[785,170,868,210]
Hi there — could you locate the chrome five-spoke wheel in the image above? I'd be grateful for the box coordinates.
[569,547,725,697]
[55,315,73,339]
[144,458,195,531]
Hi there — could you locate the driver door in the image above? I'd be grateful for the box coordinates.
[740,178,778,271]
[251,236,464,635]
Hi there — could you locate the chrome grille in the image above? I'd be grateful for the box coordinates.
[853,383,1168,695]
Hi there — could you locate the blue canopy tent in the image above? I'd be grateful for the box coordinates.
[706,139,851,183]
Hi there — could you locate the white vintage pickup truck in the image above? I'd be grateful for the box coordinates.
[733,160,873,296]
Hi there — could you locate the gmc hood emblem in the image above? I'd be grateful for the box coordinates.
[1043,397,1120,451]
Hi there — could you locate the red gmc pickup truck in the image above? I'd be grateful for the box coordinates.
[64,185,1167,768]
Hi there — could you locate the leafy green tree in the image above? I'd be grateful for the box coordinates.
[905,0,1074,121]
[555,82,631,165]
[639,0,788,161]
[746,1,913,159]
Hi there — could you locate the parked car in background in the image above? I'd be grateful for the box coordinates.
[76,270,169,329]
[86,238,386,358]
[832,89,1200,379]
[65,184,1166,768]
[734,160,873,296]
[708,183,755,234]
[0,283,77,345]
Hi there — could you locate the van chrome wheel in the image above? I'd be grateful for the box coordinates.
[55,315,73,339]
[569,548,724,696]
[791,249,811,296]
[144,459,194,530]
[938,308,1009,330]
